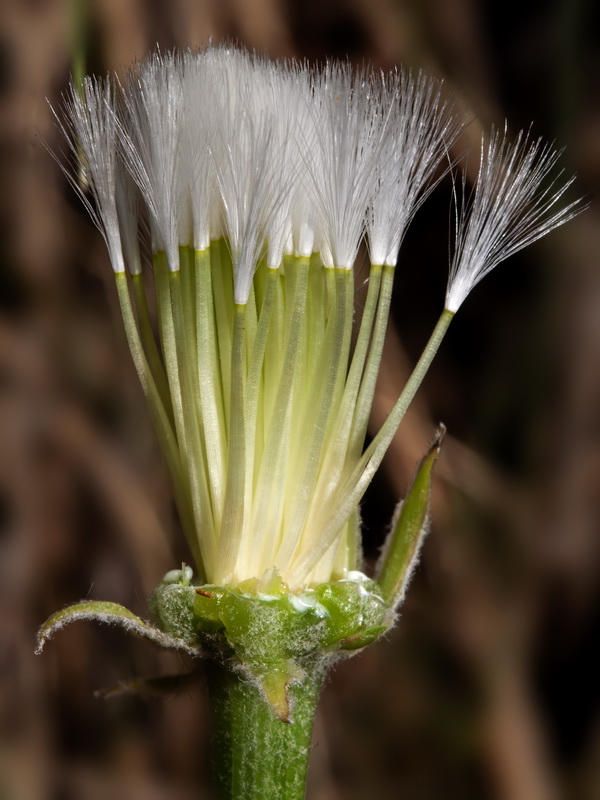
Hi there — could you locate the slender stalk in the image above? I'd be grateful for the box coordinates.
[69,0,87,99]
[357,308,455,473]
[217,304,248,581]
[340,263,383,426]
[195,247,226,516]
[153,252,186,443]
[250,257,310,567]
[211,239,233,424]
[291,308,454,583]
[114,272,203,574]
[245,268,277,484]
[154,252,213,575]
[170,267,216,572]
[347,263,395,461]
[130,272,173,423]
[276,269,352,570]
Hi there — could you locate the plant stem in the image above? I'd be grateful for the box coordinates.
[207,664,323,800]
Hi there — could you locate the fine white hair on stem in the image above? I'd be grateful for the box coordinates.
[446,126,585,312]
[55,77,125,274]
[366,69,463,267]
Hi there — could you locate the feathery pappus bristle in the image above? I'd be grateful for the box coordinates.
[55,77,125,274]
[446,126,585,312]
[367,68,463,267]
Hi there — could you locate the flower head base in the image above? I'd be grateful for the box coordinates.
[57,45,582,593]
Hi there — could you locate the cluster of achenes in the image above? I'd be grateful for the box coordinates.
[55,46,579,588]
[40,45,581,721]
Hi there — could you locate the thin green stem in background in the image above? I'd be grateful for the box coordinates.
[69,0,89,188]
[69,0,87,100]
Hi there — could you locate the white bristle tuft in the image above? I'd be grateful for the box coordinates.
[302,62,386,270]
[120,52,185,271]
[446,126,584,312]
[57,77,125,273]
[367,69,462,267]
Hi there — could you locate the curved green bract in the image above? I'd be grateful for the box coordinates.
[35,599,202,657]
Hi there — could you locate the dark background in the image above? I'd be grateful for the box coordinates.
[1,0,599,798]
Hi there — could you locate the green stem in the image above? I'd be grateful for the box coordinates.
[208,664,322,800]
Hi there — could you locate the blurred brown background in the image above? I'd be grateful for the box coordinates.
[1,0,599,798]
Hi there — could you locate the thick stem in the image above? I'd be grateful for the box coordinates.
[207,664,322,800]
